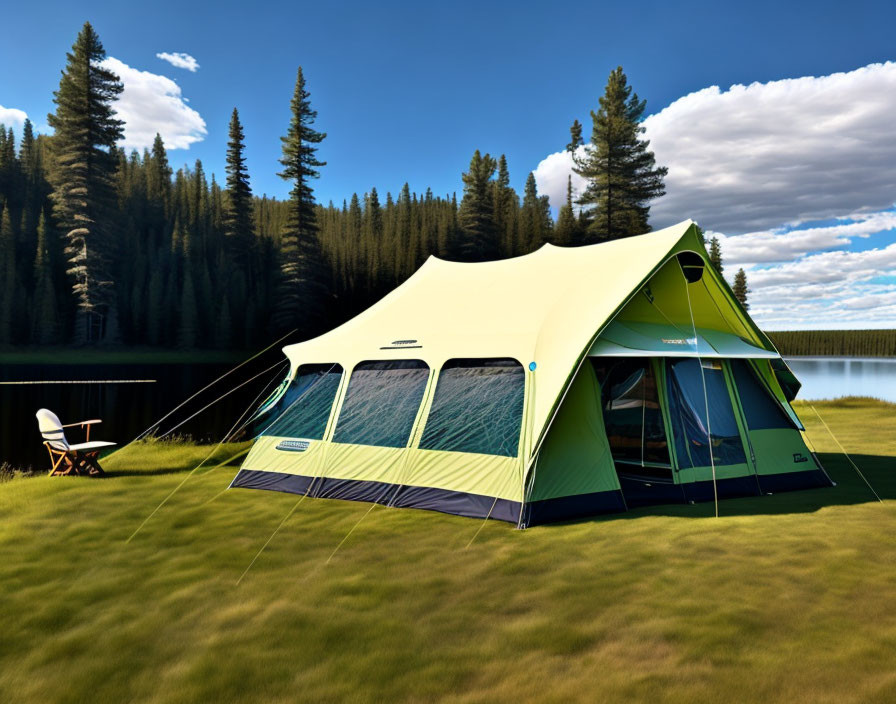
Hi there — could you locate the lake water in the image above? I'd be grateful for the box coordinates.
[785,357,896,403]
[0,354,287,471]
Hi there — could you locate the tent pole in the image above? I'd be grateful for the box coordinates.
[681,266,720,518]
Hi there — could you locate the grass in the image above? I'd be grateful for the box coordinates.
[1,400,895,703]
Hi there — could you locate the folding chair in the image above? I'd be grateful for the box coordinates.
[35,408,116,476]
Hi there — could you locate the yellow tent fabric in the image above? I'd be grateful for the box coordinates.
[280,219,767,453]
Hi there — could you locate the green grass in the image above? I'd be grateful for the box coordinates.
[1,400,895,703]
[0,347,247,365]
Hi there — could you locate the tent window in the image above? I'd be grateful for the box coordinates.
[729,359,794,431]
[333,360,429,448]
[419,358,524,457]
[262,364,343,440]
[593,359,670,472]
[666,359,746,468]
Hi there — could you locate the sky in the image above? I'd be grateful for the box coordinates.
[2,0,895,329]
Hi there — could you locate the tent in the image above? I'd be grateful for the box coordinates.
[232,220,831,526]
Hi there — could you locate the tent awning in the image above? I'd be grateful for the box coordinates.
[588,321,778,359]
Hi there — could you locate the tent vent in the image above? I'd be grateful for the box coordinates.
[677,251,705,283]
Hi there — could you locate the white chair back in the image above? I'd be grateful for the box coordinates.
[36,408,69,450]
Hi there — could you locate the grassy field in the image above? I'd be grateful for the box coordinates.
[1,399,894,703]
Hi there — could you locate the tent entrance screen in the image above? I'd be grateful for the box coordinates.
[666,358,746,468]
[592,358,672,480]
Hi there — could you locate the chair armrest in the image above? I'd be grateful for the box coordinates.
[61,419,102,427]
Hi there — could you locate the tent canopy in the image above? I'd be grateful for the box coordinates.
[588,321,778,358]
[281,220,777,454]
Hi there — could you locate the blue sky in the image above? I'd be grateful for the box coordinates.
[2,0,896,328]
[2,0,893,202]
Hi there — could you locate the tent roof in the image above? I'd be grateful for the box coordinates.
[283,220,778,453]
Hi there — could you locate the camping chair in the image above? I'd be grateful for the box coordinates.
[35,409,116,476]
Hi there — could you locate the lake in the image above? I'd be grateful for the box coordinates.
[785,357,896,403]
[0,354,287,471]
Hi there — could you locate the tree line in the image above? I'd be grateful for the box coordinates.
[767,330,896,358]
[0,21,713,350]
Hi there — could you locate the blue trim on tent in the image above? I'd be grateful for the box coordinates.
[232,469,520,522]
[521,490,628,526]
[231,469,628,525]
[231,466,831,525]
[619,468,832,507]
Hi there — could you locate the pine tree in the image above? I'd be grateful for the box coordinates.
[567,119,583,153]
[224,108,254,262]
[146,133,172,245]
[733,268,749,310]
[708,236,723,274]
[458,149,498,261]
[573,66,667,242]
[363,187,384,294]
[0,206,16,344]
[492,155,517,257]
[554,175,579,246]
[177,270,198,348]
[19,119,37,180]
[31,211,59,343]
[519,172,552,252]
[271,67,330,337]
[46,22,124,343]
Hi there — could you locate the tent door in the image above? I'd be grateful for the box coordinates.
[590,358,680,507]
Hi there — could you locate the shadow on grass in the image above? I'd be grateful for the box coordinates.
[547,452,896,527]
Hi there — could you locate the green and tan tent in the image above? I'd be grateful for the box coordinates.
[232,220,831,525]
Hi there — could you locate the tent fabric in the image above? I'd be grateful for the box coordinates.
[588,321,777,358]
[234,220,831,524]
[274,220,775,449]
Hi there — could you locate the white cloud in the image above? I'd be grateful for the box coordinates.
[101,57,206,151]
[532,62,896,328]
[534,61,896,235]
[0,105,28,129]
[718,214,896,329]
[712,211,896,265]
[156,52,199,72]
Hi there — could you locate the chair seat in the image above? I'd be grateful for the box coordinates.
[67,441,117,452]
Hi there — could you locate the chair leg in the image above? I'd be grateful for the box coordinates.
[85,452,105,476]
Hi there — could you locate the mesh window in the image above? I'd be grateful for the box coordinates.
[262,364,343,439]
[593,359,670,473]
[419,359,524,457]
[666,359,746,468]
[332,360,429,448]
[730,359,794,431]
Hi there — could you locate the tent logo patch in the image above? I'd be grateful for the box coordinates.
[276,440,311,453]
[793,453,808,463]
[380,338,423,350]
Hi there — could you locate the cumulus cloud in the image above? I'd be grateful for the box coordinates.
[717,211,896,329]
[156,52,199,72]
[534,61,896,234]
[712,211,896,265]
[101,57,206,150]
[0,104,28,129]
[532,62,896,328]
